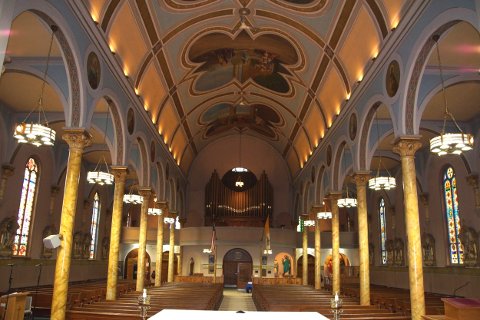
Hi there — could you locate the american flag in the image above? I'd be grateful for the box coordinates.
[209,225,216,255]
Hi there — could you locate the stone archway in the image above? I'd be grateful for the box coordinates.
[297,254,315,286]
[124,248,151,283]
[222,248,253,289]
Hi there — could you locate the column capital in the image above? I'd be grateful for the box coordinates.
[111,166,128,182]
[138,187,152,199]
[326,192,342,200]
[352,172,371,186]
[393,136,422,157]
[1,163,14,176]
[62,129,92,151]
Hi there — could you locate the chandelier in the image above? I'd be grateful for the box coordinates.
[429,35,474,156]
[123,187,143,204]
[164,217,175,224]
[317,202,332,219]
[235,131,245,188]
[337,196,357,208]
[263,249,273,255]
[147,208,162,216]
[13,26,57,147]
[87,107,114,185]
[369,110,396,190]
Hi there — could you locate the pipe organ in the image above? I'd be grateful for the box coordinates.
[205,170,273,227]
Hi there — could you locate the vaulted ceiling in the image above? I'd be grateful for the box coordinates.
[2,0,479,177]
[83,0,404,174]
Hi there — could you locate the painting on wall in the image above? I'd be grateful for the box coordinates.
[87,51,101,90]
[273,252,295,277]
[187,32,298,93]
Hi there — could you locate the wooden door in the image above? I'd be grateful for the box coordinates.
[237,262,252,289]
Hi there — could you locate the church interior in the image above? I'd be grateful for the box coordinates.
[0,1,479,320]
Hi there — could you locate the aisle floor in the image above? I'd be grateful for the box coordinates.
[218,288,257,311]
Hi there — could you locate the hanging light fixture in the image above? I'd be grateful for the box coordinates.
[87,108,114,185]
[13,26,57,147]
[317,202,332,220]
[429,35,474,156]
[338,154,357,208]
[123,186,143,204]
[235,130,245,188]
[148,199,162,216]
[369,110,396,191]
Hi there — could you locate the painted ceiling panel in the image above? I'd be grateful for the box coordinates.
[380,0,407,29]
[159,99,180,146]
[84,0,108,23]
[293,129,311,168]
[107,2,148,78]
[338,4,380,85]
[137,60,167,121]
[171,127,188,163]
[317,66,346,128]
[303,106,325,149]
[286,148,300,176]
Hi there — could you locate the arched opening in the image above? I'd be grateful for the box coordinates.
[296,254,315,286]
[222,248,253,289]
[160,251,178,283]
[124,249,151,283]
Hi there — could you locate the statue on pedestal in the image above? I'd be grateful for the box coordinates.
[0,217,18,257]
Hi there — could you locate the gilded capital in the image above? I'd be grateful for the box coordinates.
[393,136,422,157]
[111,166,128,182]
[352,172,371,186]
[62,129,92,151]
[138,187,152,199]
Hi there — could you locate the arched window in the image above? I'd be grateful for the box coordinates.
[89,192,101,259]
[443,166,464,264]
[379,198,387,265]
[13,158,39,256]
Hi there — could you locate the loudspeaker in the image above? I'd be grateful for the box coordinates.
[43,234,62,249]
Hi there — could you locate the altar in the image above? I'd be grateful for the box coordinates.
[149,309,329,320]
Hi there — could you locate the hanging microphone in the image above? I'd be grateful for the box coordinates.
[35,263,42,267]
[7,263,15,266]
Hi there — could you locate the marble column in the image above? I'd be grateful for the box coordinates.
[136,188,152,292]
[177,218,186,275]
[314,210,321,289]
[106,166,128,300]
[167,215,176,282]
[51,130,91,320]
[329,192,342,294]
[302,218,308,285]
[0,164,14,203]
[393,137,425,320]
[353,172,371,305]
[155,202,166,287]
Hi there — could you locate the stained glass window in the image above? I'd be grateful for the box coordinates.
[89,192,101,259]
[443,166,464,264]
[379,198,387,265]
[13,158,38,256]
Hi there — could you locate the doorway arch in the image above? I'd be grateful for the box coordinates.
[222,248,253,289]
[124,249,151,281]
[297,254,315,286]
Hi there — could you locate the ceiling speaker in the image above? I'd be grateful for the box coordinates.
[43,234,62,249]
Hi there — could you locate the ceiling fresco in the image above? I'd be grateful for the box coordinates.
[201,102,282,140]
[188,32,297,93]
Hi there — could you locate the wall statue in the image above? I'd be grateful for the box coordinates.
[73,232,83,259]
[394,238,404,266]
[368,243,374,265]
[386,240,394,265]
[422,233,436,266]
[459,227,478,266]
[0,217,19,257]
[101,236,109,259]
[82,233,92,259]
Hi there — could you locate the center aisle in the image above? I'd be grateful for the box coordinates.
[218,288,257,311]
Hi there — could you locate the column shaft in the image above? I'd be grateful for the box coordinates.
[106,167,127,300]
[51,130,91,320]
[302,224,308,285]
[155,215,164,286]
[393,138,425,320]
[354,173,370,305]
[330,194,341,294]
[136,188,151,292]
[167,222,175,282]
[314,219,321,289]
[177,246,182,275]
